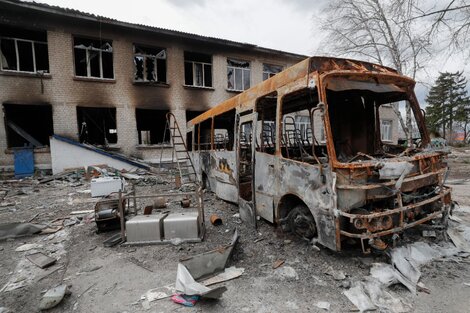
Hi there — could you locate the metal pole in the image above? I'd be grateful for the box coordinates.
[118,190,125,242]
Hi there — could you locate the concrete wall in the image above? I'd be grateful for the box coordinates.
[0,6,302,169]
[49,137,143,174]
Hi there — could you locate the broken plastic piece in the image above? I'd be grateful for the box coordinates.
[170,294,200,307]
[39,284,68,310]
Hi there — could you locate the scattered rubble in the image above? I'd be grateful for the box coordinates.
[38,284,69,310]
[0,148,469,312]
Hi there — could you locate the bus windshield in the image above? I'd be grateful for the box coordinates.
[324,75,425,163]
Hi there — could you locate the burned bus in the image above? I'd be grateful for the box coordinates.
[186,57,452,252]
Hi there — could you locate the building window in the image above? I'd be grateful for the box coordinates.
[134,45,166,83]
[227,58,250,91]
[0,25,49,73]
[184,52,212,87]
[262,63,283,81]
[381,120,393,141]
[295,116,312,142]
[135,109,170,145]
[74,37,113,79]
[77,107,117,145]
[3,103,53,148]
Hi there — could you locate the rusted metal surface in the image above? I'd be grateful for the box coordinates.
[186,56,452,253]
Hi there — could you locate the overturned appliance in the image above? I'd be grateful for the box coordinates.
[94,196,127,232]
[122,187,205,245]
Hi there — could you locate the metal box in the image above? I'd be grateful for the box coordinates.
[163,212,199,240]
[91,177,124,197]
[126,214,165,243]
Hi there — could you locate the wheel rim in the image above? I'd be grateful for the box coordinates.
[288,207,317,239]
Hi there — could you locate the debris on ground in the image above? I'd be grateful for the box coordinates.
[170,294,200,307]
[38,284,69,310]
[15,243,43,252]
[272,259,285,269]
[314,301,331,311]
[325,266,346,281]
[210,214,222,226]
[26,252,56,269]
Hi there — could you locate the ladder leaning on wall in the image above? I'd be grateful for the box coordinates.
[160,112,199,186]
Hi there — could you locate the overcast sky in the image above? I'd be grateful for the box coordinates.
[27,0,470,104]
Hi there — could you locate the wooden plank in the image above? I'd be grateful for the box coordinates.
[26,252,56,268]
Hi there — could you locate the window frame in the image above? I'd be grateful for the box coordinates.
[227,58,251,91]
[380,119,393,142]
[133,45,167,83]
[73,36,114,80]
[262,63,283,81]
[184,59,212,88]
[0,36,48,73]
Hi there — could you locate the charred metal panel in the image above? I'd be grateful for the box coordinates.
[254,152,276,223]
[274,159,337,250]
[212,151,238,203]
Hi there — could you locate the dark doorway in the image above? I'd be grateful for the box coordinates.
[3,103,53,148]
[76,107,117,145]
[135,108,170,144]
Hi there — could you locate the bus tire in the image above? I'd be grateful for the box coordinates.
[287,204,317,240]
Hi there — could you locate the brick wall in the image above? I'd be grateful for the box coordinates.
[0,16,301,169]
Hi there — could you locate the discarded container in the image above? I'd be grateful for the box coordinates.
[181,198,191,208]
[126,214,166,244]
[210,214,222,226]
[164,212,199,240]
[91,177,124,197]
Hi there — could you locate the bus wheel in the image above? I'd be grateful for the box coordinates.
[287,204,317,240]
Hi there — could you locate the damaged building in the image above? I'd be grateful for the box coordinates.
[0,0,399,172]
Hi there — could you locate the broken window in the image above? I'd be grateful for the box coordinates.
[227,58,250,91]
[256,92,277,155]
[380,120,393,142]
[3,103,53,148]
[184,52,212,87]
[135,109,170,145]
[74,37,113,79]
[213,109,235,151]
[76,107,117,146]
[0,25,49,73]
[326,77,419,162]
[281,88,327,163]
[262,63,283,81]
[134,45,166,83]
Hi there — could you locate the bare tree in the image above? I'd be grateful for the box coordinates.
[318,0,433,143]
[422,0,470,57]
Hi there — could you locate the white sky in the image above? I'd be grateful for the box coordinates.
[26,0,470,104]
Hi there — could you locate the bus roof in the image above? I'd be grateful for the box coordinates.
[188,56,399,126]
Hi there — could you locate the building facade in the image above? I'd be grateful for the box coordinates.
[0,0,400,171]
[0,0,306,170]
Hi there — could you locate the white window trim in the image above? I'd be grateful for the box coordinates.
[185,60,212,87]
[134,48,166,83]
[381,119,393,142]
[0,37,48,73]
[227,60,251,91]
[74,41,113,79]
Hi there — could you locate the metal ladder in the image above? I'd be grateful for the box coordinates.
[165,112,199,186]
